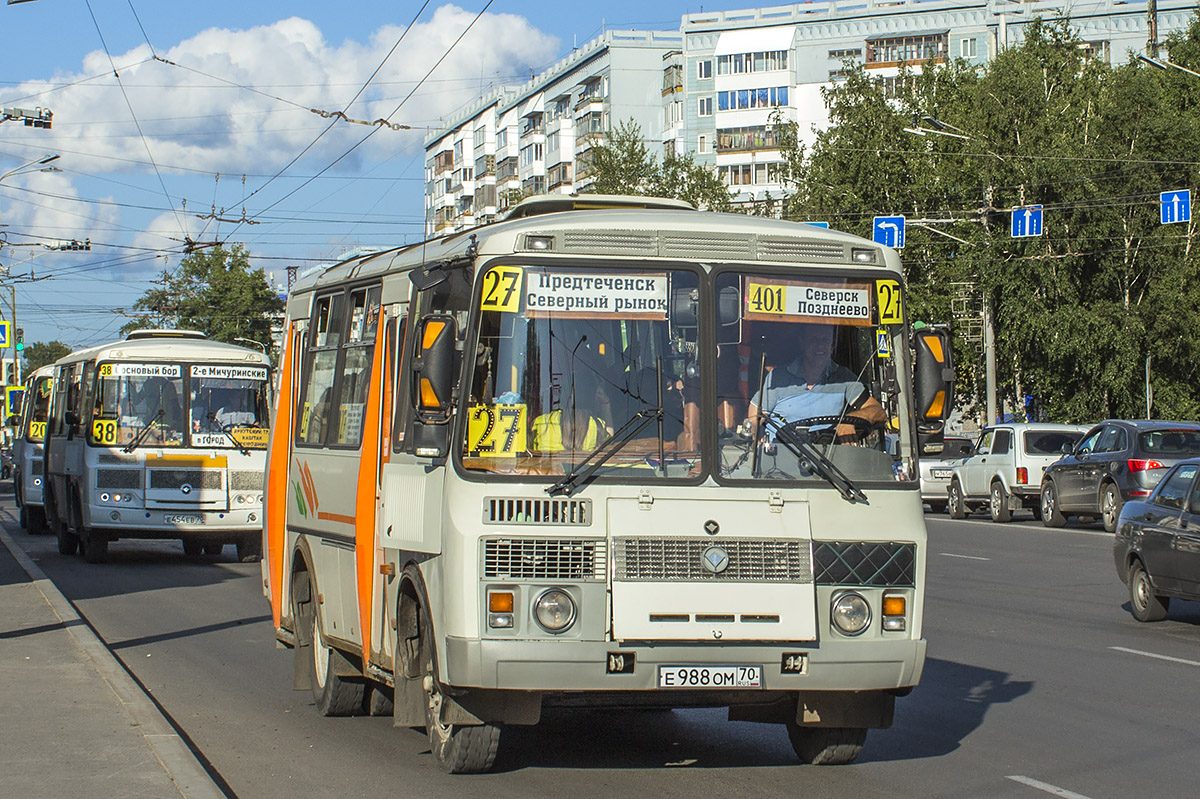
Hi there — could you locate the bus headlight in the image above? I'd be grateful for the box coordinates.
[533,589,576,633]
[832,592,871,636]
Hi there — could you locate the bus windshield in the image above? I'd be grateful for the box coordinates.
[714,270,908,484]
[26,376,53,442]
[189,365,271,449]
[93,364,187,447]
[463,264,700,477]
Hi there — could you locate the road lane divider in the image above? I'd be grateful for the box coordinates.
[1109,646,1200,668]
[1006,775,1095,799]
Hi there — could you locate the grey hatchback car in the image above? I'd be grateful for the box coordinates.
[1041,420,1200,532]
[1113,457,1200,621]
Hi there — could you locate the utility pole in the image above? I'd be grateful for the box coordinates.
[1148,0,1159,59]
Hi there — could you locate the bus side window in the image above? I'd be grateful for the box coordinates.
[334,286,382,447]
[296,293,345,447]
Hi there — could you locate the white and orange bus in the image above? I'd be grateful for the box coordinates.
[43,330,272,563]
[263,195,952,773]
[13,364,54,533]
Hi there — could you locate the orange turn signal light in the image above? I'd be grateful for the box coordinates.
[418,377,440,408]
[489,591,514,613]
[882,596,906,616]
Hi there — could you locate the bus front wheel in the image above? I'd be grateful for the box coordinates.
[784,723,868,765]
[419,603,500,773]
[81,530,109,564]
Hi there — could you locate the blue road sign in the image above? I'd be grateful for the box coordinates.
[1011,205,1043,238]
[873,215,905,248]
[0,321,9,349]
[804,221,830,228]
[1160,189,1191,225]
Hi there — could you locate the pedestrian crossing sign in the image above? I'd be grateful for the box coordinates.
[875,328,892,358]
[0,321,9,349]
[6,387,23,417]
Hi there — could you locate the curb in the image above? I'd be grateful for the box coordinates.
[0,523,227,799]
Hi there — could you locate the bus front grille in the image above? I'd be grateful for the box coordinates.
[812,542,916,587]
[149,469,222,490]
[96,469,141,489]
[229,471,262,491]
[483,497,591,526]
[613,537,811,583]
[483,538,606,581]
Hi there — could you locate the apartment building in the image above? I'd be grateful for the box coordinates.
[424,30,682,237]
[426,0,1195,234]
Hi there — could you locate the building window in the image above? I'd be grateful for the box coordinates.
[547,162,573,189]
[663,63,683,93]
[828,48,862,59]
[519,143,543,168]
[716,126,779,153]
[698,96,713,117]
[698,59,712,79]
[473,127,487,149]
[521,113,544,137]
[829,69,853,82]
[716,50,789,76]
[522,175,546,195]
[546,132,559,151]
[496,128,509,151]
[1079,40,1110,63]
[698,135,709,154]
[716,86,789,111]
[453,140,463,164]
[866,34,948,66]
[961,38,977,58]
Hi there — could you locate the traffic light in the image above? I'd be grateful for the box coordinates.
[15,329,23,352]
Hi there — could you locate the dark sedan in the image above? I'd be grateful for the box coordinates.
[1113,457,1200,621]
[1041,420,1200,532]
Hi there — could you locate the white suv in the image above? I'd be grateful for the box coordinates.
[947,423,1089,522]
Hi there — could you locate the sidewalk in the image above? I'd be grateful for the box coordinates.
[0,516,224,799]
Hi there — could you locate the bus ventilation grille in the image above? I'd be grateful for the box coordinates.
[483,538,606,581]
[562,230,657,256]
[229,471,262,491]
[757,237,846,263]
[812,542,916,587]
[149,469,222,490]
[96,469,141,489]
[613,537,811,583]
[483,497,591,526]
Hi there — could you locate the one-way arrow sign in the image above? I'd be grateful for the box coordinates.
[873,215,905,248]
[1011,205,1043,238]
[1160,190,1191,225]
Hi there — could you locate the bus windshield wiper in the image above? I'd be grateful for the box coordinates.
[123,409,163,453]
[207,412,250,456]
[547,407,662,498]
[762,415,868,504]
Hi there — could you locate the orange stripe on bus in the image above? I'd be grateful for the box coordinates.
[266,321,296,629]
[316,512,357,526]
[354,309,387,672]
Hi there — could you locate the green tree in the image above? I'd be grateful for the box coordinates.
[123,244,283,356]
[22,340,71,372]
[583,118,733,211]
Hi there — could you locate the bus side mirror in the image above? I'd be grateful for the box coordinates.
[410,314,457,458]
[64,410,80,427]
[913,327,954,455]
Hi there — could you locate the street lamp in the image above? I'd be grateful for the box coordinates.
[1137,53,1200,79]
[1,153,62,387]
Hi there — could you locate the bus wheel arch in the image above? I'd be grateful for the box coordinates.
[290,542,364,715]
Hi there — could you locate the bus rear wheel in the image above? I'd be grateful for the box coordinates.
[784,723,868,765]
[420,603,500,773]
[236,534,262,563]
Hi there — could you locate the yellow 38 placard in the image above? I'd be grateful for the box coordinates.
[92,418,118,445]
[466,403,527,456]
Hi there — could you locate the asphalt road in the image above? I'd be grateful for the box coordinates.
[4,491,1198,799]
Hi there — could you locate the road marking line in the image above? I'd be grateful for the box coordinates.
[939,552,990,561]
[1006,775,1094,799]
[1109,646,1200,668]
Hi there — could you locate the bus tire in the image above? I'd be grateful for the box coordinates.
[81,530,109,564]
[784,724,868,765]
[182,539,203,557]
[203,544,224,556]
[295,573,364,717]
[56,522,79,555]
[420,603,500,773]
[236,534,262,563]
[19,503,28,531]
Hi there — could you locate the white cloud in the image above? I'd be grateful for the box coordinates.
[1,7,560,176]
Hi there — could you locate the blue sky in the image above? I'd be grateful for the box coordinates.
[0,1,706,349]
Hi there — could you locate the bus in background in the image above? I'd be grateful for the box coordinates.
[43,330,272,563]
[13,364,54,533]
[263,195,952,773]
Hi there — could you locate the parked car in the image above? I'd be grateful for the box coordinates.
[919,435,975,513]
[1113,457,1200,621]
[948,423,1089,522]
[1041,420,1200,532]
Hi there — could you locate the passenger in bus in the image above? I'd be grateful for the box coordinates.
[745,323,885,443]
[134,377,184,433]
[530,373,611,453]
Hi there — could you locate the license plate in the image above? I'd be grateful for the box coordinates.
[931,468,953,478]
[657,665,762,689]
[164,514,204,525]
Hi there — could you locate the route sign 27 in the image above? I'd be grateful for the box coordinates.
[873,216,905,248]
[1160,190,1191,225]
[1011,205,1043,238]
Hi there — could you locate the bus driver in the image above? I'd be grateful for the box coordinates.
[745,323,886,443]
